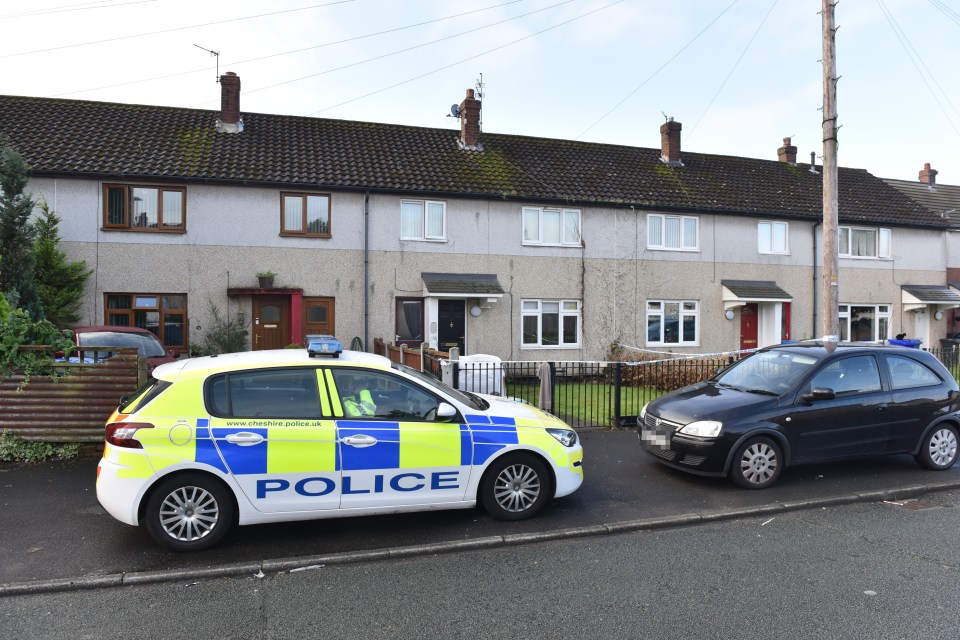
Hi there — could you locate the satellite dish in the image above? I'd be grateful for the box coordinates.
[450,104,461,118]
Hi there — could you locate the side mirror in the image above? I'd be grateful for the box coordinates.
[801,387,836,402]
[167,348,180,359]
[436,402,457,422]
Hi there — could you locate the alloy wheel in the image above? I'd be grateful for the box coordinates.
[493,463,542,513]
[158,485,220,542]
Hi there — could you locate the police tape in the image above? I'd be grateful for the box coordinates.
[613,341,758,365]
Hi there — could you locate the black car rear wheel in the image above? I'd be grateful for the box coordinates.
[730,436,782,489]
[916,424,959,470]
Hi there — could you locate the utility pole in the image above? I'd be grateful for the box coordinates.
[820,0,840,341]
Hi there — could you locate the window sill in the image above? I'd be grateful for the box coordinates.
[280,232,332,239]
[758,251,791,256]
[520,344,582,350]
[839,255,891,261]
[101,227,186,234]
[522,242,583,248]
[645,343,701,348]
[401,237,447,243]
[646,247,700,253]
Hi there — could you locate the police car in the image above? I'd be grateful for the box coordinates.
[96,345,584,550]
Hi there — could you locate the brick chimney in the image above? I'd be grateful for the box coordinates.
[458,88,482,150]
[777,137,797,164]
[217,72,243,133]
[919,162,938,186]
[660,118,682,167]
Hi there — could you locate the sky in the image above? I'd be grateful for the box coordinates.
[2,0,959,184]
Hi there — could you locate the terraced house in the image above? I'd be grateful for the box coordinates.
[1,72,957,360]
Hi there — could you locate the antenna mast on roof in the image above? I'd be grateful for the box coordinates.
[475,73,484,133]
[193,44,220,82]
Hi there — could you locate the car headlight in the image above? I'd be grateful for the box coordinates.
[546,428,578,447]
[639,403,649,421]
[678,421,722,438]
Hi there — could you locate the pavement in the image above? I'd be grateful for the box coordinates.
[3,428,960,597]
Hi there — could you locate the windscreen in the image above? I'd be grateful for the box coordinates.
[715,350,819,395]
[78,331,167,358]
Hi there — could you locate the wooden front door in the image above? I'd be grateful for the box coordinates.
[253,296,290,350]
[739,303,758,351]
[303,297,335,342]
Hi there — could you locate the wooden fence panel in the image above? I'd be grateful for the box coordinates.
[0,348,144,442]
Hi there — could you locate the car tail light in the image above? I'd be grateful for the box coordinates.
[105,422,154,448]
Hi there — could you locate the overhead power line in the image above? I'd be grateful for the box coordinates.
[0,0,157,20]
[876,0,960,136]
[688,0,780,142]
[574,0,740,140]
[0,0,356,59]
[0,0,156,19]
[241,0,576,100]
[49,0,528,98]
[304,0,625,117]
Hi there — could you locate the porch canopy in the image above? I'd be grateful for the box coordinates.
[721,279,792,311]
[901,284,960,312]
[421,272,504,308]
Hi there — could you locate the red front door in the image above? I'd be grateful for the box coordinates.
[740,304,758,351]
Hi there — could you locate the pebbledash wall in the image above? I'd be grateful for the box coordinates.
[30,175,950,361]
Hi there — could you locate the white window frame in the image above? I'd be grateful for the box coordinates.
[645,300,700,346]
[521,299,581,349]
[839,304,891,343]
[521,207,582,247]
[758,220,789,255]
[838,226,891,259]
[400,200,446,241]
[647,214,699,251]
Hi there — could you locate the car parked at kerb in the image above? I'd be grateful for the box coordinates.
[97,346,583,550]
[638,343,960,488]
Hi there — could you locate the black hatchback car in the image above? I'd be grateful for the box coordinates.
[638,343,960,488]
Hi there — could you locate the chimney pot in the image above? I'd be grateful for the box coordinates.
[919,162,938,186]
[458,87,482,150]
[777,137,797,164]
[659,119,682,166]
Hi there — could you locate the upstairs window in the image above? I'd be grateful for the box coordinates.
[401,200,445,241]
[758,221,789,254]
[282,193,331,237]
[103,184,185,232]
[522,207,581,246]
[648,214,698,251]
[839,226,891,258]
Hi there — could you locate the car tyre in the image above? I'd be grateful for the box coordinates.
[144,473,235,551]
[480,453,551,521]
[915,424,960,471]
[730,436,783,489]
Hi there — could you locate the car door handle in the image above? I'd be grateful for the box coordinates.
[225,432,264,446]
[877,404,888,412]
[342,434,377,448]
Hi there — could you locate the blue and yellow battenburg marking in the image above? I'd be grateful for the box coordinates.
[201,414,564,477]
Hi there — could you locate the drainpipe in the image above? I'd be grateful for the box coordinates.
[364,192,370,350]
[812,221,820,337]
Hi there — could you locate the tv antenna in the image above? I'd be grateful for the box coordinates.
[475,72,484,131]
[193,44,220,82]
